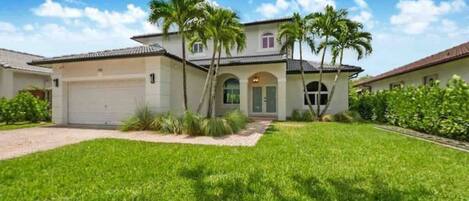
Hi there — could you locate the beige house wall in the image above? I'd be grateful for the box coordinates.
[0,68,50,99]
[50,56,208,124]
[136,22,286,60]
[286,73,352,116]
[366,57,469,92]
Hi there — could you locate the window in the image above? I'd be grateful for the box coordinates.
[223,78,240,104]
[389,81,404,90]
[261,33,275,49]
[192,42,204,54]
[423,74,438,86]
[304,81,328,105]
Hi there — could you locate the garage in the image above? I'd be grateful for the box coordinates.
[67,79,145,125]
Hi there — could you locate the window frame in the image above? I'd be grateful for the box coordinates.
[223,78,240,105]
[389,81,404,90]
[304,81,328,106]
[191,42,204,54]
[261,33,275,49]
[423,74,438,86]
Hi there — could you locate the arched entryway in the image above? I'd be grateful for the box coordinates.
[248,72,278,117]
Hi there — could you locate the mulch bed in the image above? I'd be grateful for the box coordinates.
[375,125,469,152]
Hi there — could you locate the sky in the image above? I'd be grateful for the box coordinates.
[0,0,468,76]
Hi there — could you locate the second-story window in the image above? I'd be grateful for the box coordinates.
[262,33,274,49]
[192,42,204,54]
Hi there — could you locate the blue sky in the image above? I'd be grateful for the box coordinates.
[0,0,468,76]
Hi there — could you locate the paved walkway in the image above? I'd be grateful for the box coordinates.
[0,120,271,160]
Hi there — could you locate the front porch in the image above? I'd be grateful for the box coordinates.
[214,63,287,120]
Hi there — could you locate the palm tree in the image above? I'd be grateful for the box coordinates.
[320,20,372,116]
[208,9,246,118]
[278,13,316,118]
[148,0,205,111]
[309,5,348,117]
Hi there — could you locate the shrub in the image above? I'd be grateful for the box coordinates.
[290,109,303,121]
[160,114,183,134]
[0,92,49,124]
[302,110,315,122]
[119,105,154,131]
[321,114,335,122]
[183,111,202,135]
[202,118,232,136]
[224,110,248,133]
[351,76,469,141]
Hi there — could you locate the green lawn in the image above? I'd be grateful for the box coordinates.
[0,122,52,131]
[1,122,468,200]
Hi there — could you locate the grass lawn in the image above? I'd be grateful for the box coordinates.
[0,122,52,131]
[0,122,468,200]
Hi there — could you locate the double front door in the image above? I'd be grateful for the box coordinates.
[252,86,277,114]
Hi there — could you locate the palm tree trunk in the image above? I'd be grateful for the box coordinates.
[317,35,328,118]
[300,40,315,118]
[210,45,222,118]
[321,48,343,116]
[196,42,218,115]
[181,37,188,110]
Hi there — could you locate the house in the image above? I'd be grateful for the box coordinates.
[355,41,469,92]
[0,48,52,100]
[30,18,362,125]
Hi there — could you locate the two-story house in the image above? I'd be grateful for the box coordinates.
[30,18,362,125]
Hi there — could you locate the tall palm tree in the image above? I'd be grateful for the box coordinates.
[309,5,348,117]
[148,0,204,111]
[208,9,246,118]
[320,20,372,115]
[278,13,316,118]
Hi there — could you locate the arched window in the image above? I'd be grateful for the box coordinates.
[304,81,328,105]
[223,78,240,104]
[261,33,274,49]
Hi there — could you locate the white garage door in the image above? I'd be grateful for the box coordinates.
[68,79,145,125]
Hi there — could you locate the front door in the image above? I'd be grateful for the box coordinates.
[251,86,277,114]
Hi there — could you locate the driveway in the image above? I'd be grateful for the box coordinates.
[0,120,271,160]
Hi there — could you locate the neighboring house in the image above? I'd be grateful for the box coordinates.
[30,18,362,125]
[0,48,52,100]
[355,41,469,92]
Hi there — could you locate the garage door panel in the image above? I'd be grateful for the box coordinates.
[68,79,145,125]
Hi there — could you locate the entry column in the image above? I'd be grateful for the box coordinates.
[239,79,249,116]
[277,78,287,120]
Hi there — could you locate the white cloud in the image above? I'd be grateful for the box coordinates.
[256,0,291,18]
[0,21,16,32]
[84,4,146,28]
[297,0,335,12]
[205,0,220,7]
[390,0,467,34]
[354,0,368,9]
[33,0,82,18]
[256,0,335,18]
[23,24,35,31]
[142,22,161,34]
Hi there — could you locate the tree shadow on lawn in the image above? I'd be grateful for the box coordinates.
[179,165,433,201]
[292,174,433,201]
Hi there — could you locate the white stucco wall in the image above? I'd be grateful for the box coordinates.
[135,22,286,60]
[50,56,208,124]
[366,57,469,92]
[286,72,352,116]
[0,68,50,99]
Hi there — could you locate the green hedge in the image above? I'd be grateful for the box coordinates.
[351,76,469,141]
[0,92,50,124]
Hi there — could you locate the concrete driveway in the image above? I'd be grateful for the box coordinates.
[0,120,271,160]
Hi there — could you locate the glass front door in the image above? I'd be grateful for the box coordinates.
[251,86,277,114]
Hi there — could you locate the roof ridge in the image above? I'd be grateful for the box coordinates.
[40,45,160,60]
[0,48,44,58]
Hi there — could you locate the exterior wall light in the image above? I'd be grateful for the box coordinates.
[252,76,259,83]
[53,79,59,87]
[150,73,156,84]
